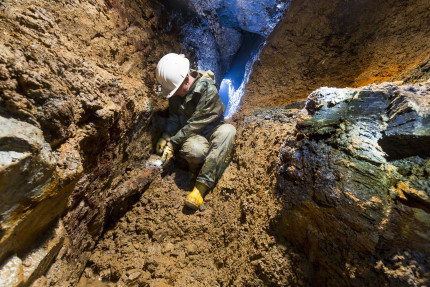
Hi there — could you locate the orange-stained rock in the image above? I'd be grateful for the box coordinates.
[241,0,430,117]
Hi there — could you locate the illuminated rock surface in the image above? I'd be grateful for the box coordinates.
[241,0,430,116]
[177,0,289,81]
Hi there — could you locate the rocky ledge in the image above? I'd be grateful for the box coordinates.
[277,82,430,285]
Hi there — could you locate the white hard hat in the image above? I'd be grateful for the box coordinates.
[156,53,190,98]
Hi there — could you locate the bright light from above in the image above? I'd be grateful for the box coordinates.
[219,79,234,108]
[220,78,239,119]
[219,34,265,118]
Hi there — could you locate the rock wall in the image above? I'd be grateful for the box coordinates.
[1,0,430,285]
[241,0,430,116]
[277,83,430,285]
[173,0,289,82]
[0,0,182,285]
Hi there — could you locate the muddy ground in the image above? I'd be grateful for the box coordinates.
[77,106,313,286]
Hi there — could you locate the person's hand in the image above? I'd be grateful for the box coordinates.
[155,134,170,155]
[161,143,174,166]
[156,138,167,155]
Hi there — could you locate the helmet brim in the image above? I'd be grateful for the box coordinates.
[163,84,180,98]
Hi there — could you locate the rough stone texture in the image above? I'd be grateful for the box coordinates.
[277,83,430,285]
[1,0,430,285]
[0,116,56,225]
[214,0,289,37]
[0,221,64,287]
[240,0,430,116]
[177,0,289,81]
[0,0,182,285]
[0,115,67,275]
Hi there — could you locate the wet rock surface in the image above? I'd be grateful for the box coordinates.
[277,83,430,285]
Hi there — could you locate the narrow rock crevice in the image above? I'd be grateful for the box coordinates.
[379,135,430,160]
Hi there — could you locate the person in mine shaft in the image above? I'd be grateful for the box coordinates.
[155,53,236,210]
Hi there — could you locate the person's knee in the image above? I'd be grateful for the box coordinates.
[218,124,236,140]
[181,138,208,166]
[188,142,206,164]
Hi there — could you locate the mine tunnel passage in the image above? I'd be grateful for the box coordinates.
[1,0,430,286]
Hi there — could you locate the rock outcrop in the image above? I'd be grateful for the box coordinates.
[241,0,430,116]
[277,82,430,285]
[177,0,289,81]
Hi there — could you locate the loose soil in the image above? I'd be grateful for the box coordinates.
[78,107,313,287]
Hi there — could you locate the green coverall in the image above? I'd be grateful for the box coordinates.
[164,70,236,189]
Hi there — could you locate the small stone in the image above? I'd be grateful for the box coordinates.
[144,260,158,273]
[127,271,141,281]
[199,204,206,212]
[381,114,389,122]
[0,65,9,80]
[185,243,198,255]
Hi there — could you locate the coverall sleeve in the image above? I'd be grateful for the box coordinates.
[164,102,182,138]
[169,82,224,149]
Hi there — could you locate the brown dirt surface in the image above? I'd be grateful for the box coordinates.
[77,106,313,286]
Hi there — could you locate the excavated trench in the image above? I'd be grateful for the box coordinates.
[77,106,306,286]
[1,0,430,286]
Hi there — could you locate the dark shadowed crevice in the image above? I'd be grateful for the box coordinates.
[379,135,430,161]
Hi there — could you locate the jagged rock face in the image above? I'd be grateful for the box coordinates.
[0,0,181,285]
[214,0,288,37]
[174,0,289,81]
[1,0,430,285]
[241,0,430,116]
[277,83,430,285]
[0,116,70,265]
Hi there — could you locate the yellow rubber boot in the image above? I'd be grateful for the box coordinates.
[185,182,208,210]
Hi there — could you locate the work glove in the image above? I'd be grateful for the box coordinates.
[161,142,174,166]
[155,134,170,155]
